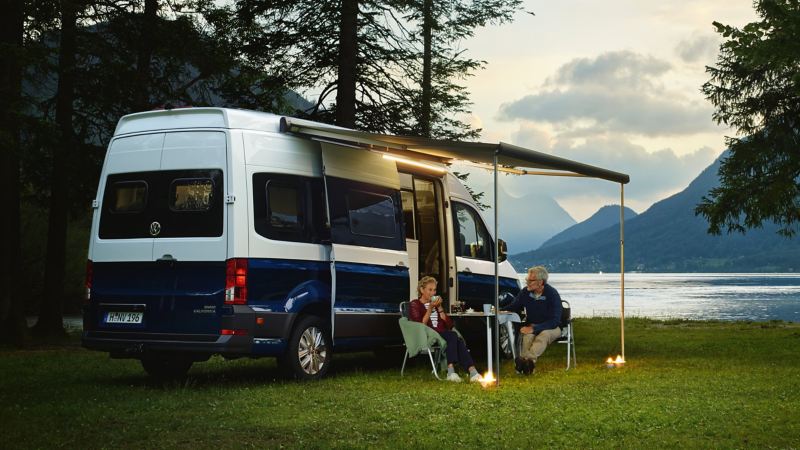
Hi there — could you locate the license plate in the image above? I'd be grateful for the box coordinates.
[105,311,143,324]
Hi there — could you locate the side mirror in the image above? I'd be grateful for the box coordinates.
[498,239,508,262]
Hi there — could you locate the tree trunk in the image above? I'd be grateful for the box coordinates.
[134,0,158,111]
[33,0,79,338]
[419,0,433,138]
[335,0,357,128]
[0,0,29,345]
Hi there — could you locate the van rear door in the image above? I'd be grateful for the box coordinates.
[90,131,228,336]
[320,143,408,348]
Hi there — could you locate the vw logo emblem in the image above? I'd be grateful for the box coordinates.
[149,221,161,236]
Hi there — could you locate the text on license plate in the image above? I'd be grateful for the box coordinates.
[105,311,143,324]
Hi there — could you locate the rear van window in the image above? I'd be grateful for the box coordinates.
[99,169,223,239]
[170,178,214,212]
[110,181,147,213]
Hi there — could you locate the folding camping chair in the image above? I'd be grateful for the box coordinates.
[398,302,447,379]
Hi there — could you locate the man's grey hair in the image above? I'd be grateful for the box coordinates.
[527,265,549,283]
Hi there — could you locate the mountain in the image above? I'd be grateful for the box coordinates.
[539,205,638,249]
[494,186,576,254]
[510,152,800,272]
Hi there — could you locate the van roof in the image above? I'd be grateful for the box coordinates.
[114,108,283,136]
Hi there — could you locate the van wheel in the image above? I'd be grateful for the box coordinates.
[499,325,514,359]
[141,355,193,380]
[279,316,331,380]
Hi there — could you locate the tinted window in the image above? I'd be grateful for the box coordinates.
[170,178,214,212]
[327,177,404,251]
[99,169,223,239]
[252,173,328,243]
[110,181,147,213]
[453,202,493,261]
[347,190,396,238]
[268,182,302,230]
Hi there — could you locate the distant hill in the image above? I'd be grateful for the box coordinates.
[510,152,800,272]
[539,205,638,249]
[495,187,576,254]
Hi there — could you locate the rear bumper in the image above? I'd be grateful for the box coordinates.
[82,331,252,359]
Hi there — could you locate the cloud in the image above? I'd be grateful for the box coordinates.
[497,50,717,137]
[676,32,720,63]
[549,51,671,90]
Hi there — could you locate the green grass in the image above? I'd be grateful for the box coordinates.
[2,318,799,449]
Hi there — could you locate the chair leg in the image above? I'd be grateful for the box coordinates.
[401,350,409,377]
[567,326,576,369]
[427,349,442,380]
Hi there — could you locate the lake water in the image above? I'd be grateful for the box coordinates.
[536,273,800,322]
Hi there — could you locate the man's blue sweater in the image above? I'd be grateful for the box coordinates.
[508,283,562,334]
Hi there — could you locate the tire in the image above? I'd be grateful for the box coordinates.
[499,324,514,359]
[279,315,331,380]
[140,355,193,381]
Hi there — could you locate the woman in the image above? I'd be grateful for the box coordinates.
[409,276,483,383]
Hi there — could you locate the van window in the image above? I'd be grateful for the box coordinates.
[99,169,223,239]
[110,181,147,213]
[327,177,404,251]
[268,181,302,231]
[453,202,493,261]
[170,178,214,212]
[252,173,328,243]
[347,190,396,238]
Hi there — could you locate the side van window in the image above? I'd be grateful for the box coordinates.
[252,173,328,243]
[453,202,493,261]
[327,177,404,251]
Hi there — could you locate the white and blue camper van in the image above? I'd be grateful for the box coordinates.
[82,108,523,380]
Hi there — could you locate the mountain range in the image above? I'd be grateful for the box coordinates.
[492,186,577,253]
[510,152,800,272]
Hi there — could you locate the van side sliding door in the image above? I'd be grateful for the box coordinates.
[320,143,409,348]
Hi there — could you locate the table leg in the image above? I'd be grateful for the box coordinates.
[486,316,493,374]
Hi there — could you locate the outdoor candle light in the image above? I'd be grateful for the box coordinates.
[480,371,497,388]
[605,355,625,368]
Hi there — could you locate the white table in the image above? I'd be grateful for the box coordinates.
[448,311,521,375]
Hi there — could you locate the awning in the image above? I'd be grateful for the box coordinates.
[280,117,630,184]
[280,115,629,384]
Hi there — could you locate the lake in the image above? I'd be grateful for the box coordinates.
[538,273,800,322]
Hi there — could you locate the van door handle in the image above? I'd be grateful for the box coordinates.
[396,261,406,267]
[462,267,471,273]
[157,254,177,261]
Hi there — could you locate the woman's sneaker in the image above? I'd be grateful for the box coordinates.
[446,372,462,382]
[469,373,484,383]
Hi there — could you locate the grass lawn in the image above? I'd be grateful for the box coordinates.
[1,318,799,449]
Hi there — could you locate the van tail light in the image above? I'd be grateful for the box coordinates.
[85,260,93,304]
[225,258,248,305]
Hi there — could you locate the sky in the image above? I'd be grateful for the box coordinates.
[452,0,759,221]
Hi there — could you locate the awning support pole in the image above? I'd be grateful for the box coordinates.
[493,151,501,384]
[620,183,626,361]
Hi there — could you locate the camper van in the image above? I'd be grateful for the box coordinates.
[82,108,522,380]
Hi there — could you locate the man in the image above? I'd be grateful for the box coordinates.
[507,265,562,374]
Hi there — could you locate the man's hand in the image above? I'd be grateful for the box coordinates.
[520,325,534,335]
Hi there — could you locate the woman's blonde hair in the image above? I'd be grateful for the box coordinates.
[417,276,438,296]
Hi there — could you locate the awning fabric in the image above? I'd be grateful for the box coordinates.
[280,117,630,184]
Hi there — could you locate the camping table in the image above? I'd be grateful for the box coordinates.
[448,311,521,375]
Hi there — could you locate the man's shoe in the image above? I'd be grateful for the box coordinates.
[514,357,525,374]
[524,359,536,375]
[469,373,484,383]
[446,372,462,382]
